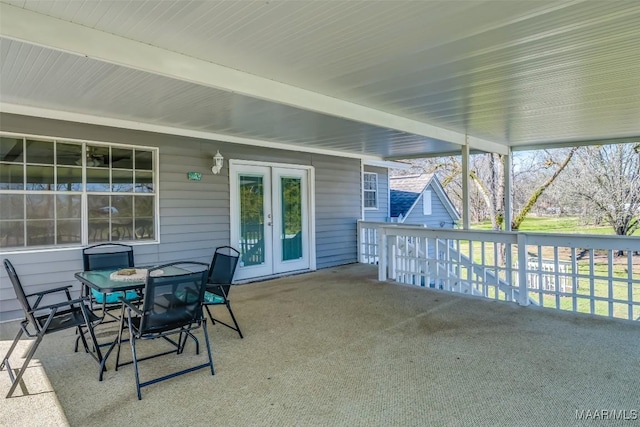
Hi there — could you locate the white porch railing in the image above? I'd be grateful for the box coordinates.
[357,220,640,322]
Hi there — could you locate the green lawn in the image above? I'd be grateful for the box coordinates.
[472,216,624,235]
[450,219,640,320]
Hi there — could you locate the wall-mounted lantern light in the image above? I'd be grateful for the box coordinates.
[211,150,224,174]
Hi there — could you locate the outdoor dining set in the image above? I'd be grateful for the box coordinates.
[1,244,243,400]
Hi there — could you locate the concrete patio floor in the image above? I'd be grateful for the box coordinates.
[1,263,638,426]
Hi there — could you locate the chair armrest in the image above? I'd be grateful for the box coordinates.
[120,297,143,316]
[25,285,73,298]
[27,297,90,313]
[28,285,75,309]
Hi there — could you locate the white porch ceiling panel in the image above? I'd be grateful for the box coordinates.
[1,0,639,159]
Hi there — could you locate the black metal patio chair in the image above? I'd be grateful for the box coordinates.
[113,261,214,400]
[1,259,102,398]
[203,246,243,338]
[82,243,140,318]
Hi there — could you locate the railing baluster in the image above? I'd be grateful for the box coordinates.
[627,251,640,320]
[358,221,638,321]
[608,250,614,318]
[589,249,595,315]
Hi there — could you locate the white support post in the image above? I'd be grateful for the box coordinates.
[462,139,471,230]
[503,149,512,232]
[517,233,530,306]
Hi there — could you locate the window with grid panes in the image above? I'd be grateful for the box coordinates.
[0,135,157,250]
[363,172,378,209]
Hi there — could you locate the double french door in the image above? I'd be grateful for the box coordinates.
[230,161,314,280]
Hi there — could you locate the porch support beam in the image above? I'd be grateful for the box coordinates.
[503,149,513,232]
[461,139,471,230]
[0,4,505,154]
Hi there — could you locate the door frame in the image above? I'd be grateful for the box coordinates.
[229,159,316,280]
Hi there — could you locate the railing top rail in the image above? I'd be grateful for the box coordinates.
[523,232,640,251]
[359,221,640,251]
[377,225,518,244]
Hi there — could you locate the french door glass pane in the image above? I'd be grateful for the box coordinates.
[240,175,265,267]
[281,177,302,261]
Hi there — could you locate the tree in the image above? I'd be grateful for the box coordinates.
[510,147,578,230]
[398,149,577,231]
[569,143,640,237]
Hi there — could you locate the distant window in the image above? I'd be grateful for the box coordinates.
[0,134,157,250]
[423,190,432,215]
[363,172,378,209]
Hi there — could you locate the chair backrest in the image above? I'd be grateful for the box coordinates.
[138,262,209,335]
[208,246,240,296]
[3,259,37,327]
[83,243,134,271]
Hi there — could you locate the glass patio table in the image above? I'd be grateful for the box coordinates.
[74,265,190,380]
[75,265,187,294]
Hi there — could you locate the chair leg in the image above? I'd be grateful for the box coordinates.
[130,334,142,400]
[225,302,243,339]
[204,304,243,339]
[0,329,24,372]
[114,311,128,373]
[5,335,42,398]
[202,320,215,376]
[79,310,104,366]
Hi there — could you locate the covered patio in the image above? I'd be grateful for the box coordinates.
[1,264,638,426]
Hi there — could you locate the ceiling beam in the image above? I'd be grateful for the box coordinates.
[0,4,507,155]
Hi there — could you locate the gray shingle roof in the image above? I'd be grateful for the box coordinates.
[389,174,434,218]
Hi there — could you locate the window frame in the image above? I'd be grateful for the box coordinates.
[363,172,378,210]
[0,132,160,252]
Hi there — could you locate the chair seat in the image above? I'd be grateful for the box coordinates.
[91,288,139,304]
[37,307,101,334]
[203,292,225,304]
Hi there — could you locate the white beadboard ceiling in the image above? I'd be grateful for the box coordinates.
[1,0,639,159]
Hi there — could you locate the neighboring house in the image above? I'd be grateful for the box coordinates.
[390,174,460,228]
[362,170,460,228]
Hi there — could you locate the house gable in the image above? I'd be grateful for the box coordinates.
[390,174,460,227]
